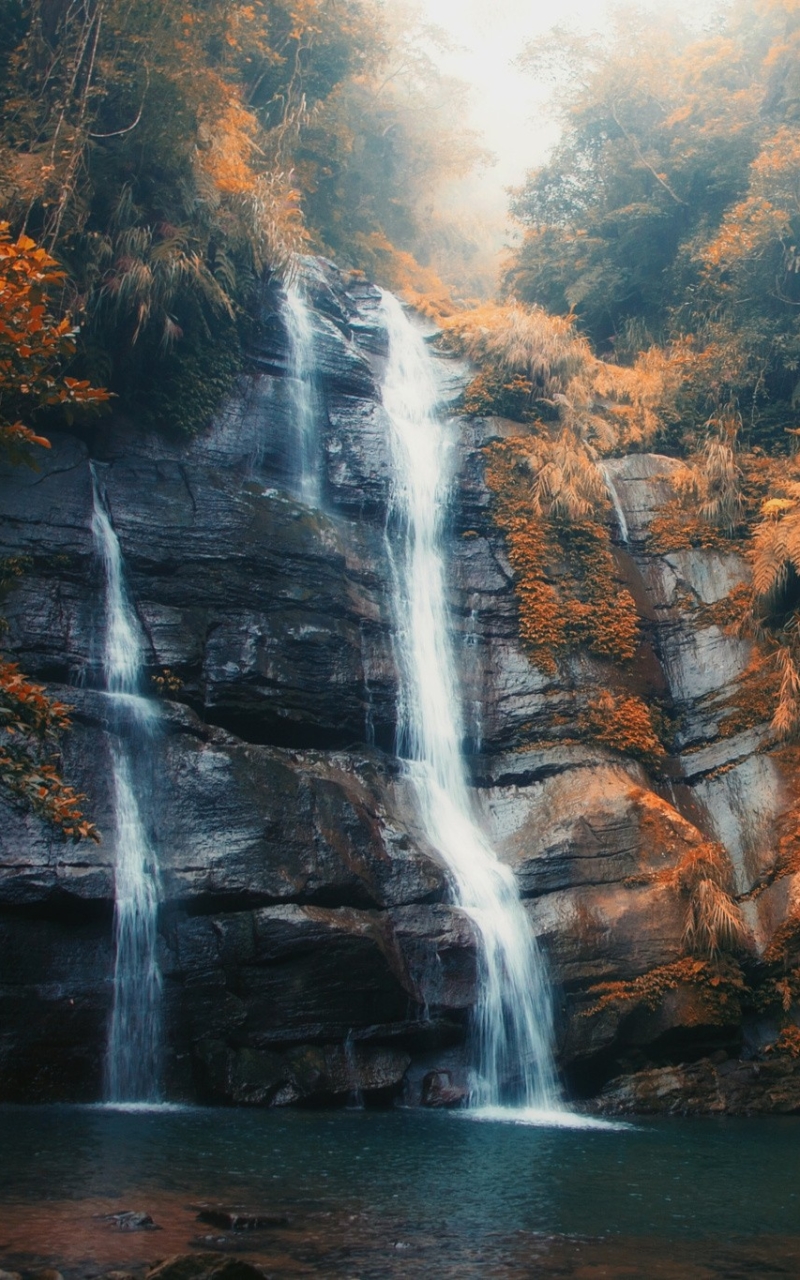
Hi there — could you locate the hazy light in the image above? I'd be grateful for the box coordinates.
[419,0,727,194]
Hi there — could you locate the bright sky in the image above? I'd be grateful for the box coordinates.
[419,0,726,197]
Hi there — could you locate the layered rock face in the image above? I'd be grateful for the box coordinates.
[1,261,798,1110]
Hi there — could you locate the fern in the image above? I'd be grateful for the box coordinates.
[675,430,743,535]
[674,842,729,894]
[751,518,789,599]
[751,483,800,605]
[442,300,669,457]
[683,879,748,959]
[772,646,800,740]
[698,437,743,532]
[526,429,608,520]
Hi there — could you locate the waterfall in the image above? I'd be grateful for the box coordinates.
[282,278,319,504]
[91,469,163,1103]
[380,293,560,1113]
[601,464,629,544]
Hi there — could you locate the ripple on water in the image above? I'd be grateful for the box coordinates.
[462,1104,633,1131]
[2,1105,800,1278]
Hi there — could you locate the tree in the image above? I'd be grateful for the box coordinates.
[504,1,800,446]
[0,222,106,840]
[0,0,483,432]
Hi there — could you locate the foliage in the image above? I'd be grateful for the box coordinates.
[769,1024,800,1057]
[297,7,486,308]
[0,226,104,840]
[579,691,664,764]
[0,660,98,841]
[0,0,482,433]
[442,301,669,451]
[0,222,109,456]
[484,436,641,677]
[581,956,747,1018]
[682,877,748,959]
[646,500,733,555]
[506,0,800,450]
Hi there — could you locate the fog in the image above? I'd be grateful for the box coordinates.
[419,0,728,199]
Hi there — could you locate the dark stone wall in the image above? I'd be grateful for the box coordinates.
[1,260,797,1111]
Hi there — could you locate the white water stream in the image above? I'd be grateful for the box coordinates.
[601,464,629,544]
[91,469,163,1103]
[380,294,560,1113]
[283,279,320,504]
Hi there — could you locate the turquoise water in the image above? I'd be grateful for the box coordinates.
[1,1105,799,1277]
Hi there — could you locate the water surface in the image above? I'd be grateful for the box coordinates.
[1,1106,799,1277]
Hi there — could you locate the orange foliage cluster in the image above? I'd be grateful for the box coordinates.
[695,582,751,632]
[460,370,537,422]
[769,1025,800,1058]
[581,957,714,1017]
[484,437,640,676]
[579,691,664,764]
[764,909,800,964]
[0,660,98,841]
[0,224,110,456]
[646,500,731,555]
[583,955,748,1023]
[351,233,457,320]
[0,228,105,841]
[672,841,731,894]
[717,653,782,739]
[560,522,640,659]
[151,668,183,696]
[700,125,800,278]
[442,301,668,449]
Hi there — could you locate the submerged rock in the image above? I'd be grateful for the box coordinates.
[146,1257,268,1280]
[99,1212,159,1231]
[195,1210,289,1231]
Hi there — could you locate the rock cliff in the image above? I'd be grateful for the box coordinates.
[2,260,799,1111]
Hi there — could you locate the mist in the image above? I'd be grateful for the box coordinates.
[419,0,730,211]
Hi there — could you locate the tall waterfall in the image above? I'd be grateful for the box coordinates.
[380,294,560,1113]
[91,469,163,1103]
[283,278,319,504]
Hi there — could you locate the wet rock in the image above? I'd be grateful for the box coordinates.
[420,1069,468,1108]
[2,252,800,1117]
[146,1256,267,1280]
[592,1053,800,1115]
[285,1042,410,1099]
[196,1210,289,1230]
[193,1034,411,1108]
[323,394,393,514]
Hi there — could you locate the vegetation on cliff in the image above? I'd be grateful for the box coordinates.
[0,224,104,839]
[0,0,481,434]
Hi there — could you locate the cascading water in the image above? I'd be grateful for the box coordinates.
[91,468,163,1103]
[601,464,629,544]
[380,293,560,1114]
[282,278,320,504]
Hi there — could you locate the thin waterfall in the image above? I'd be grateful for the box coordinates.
[91,468,163,1103]
[282,278,319,504]
[601,464,629,544]
[380,293,560,1113]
